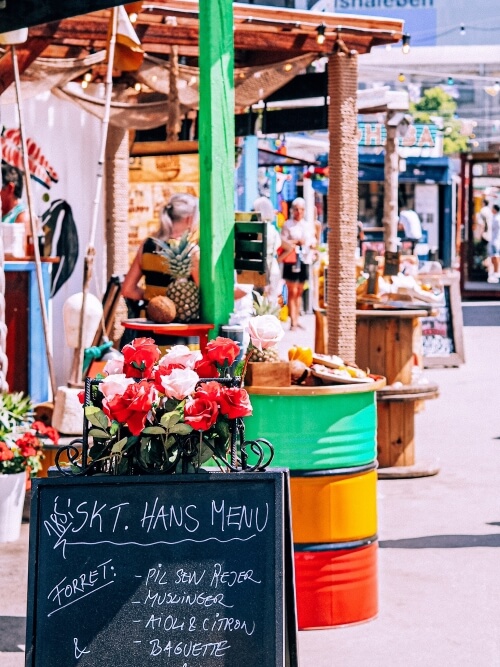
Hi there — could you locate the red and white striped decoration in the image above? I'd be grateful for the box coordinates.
[1,128,58,189]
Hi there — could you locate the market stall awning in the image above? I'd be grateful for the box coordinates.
[257,147,318,168]
[0,1,405,95]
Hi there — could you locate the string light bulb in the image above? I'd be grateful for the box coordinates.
[134,82,142,92]
[447,76,454,86]
[401,34,411,54]
[460,24,466,36]
[398,72,406,83]
[128,12,138,23]
[83,72,92,82]
[316,24,326,46]
[81,80,89,89]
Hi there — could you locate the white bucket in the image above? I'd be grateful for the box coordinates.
[0,471,26,542]
[2,223,26,258]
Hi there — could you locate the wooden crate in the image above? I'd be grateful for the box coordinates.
[245,362,291,387]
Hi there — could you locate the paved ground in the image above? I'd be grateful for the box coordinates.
[2,307,500,666]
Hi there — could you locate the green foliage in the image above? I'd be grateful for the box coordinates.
[0,392,33,440]
[410,86,470,155]
[83,403,226,475]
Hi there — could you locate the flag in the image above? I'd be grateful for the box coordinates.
[108,4,144,72]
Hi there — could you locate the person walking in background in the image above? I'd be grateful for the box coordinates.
[1,164,28,224]
[487,204,500,283]
[279,197,316,331]
[252,195,289,306]
[475,198,492,244]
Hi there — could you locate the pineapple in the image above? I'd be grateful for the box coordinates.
[248,291,282,363]
[153,233,200,322]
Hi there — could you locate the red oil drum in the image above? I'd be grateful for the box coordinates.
[294,539,378,629]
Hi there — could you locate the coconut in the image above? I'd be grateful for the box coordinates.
[290,359,310,385]
[146,295,177,323]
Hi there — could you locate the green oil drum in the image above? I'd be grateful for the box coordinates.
[244,380,384,471]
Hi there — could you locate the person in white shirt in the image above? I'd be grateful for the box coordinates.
[398,206,423,242]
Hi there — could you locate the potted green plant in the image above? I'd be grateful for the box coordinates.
[0,392,59,542]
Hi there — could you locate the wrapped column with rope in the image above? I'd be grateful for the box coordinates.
[326,46,359,362]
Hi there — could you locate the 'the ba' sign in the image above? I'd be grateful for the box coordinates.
[358,122,437,148]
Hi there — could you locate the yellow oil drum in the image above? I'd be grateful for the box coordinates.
[290,464,377,544]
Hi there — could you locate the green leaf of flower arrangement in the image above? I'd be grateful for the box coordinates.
[160,411,181,428]
[88,427,111,439]
[142,426,167,435]
[85,406,109,430]
[170,423,192,436]
[111,437,128,454]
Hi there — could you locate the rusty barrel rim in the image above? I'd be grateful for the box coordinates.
[294,535,378,552]
[289,461,377,478]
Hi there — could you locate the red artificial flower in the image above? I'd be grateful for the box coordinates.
[0,442,14,461]
[218,387,253,419]
[122,337,161,379]
[184,397,219,431]
[43,426,59,445]
[194,358,219,379]
[195,381,222,402]
[204,337,240,367]
[16,432,42,451]
[19,444,37,458]
[102,380,156,435]
[31,421,60,444]
[77,390,85,405]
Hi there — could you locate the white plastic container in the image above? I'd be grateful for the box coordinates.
[0,471,26,542]
[1,222,26,258]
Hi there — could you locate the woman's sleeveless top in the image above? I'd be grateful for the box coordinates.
[2,202,26,224]
[140,237,173,301]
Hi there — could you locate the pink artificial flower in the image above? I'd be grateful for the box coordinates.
[158,345,202,371]
[103,358,124,375]
[156,367,199,400]
[248,315,284,351]
[99,374,135,400]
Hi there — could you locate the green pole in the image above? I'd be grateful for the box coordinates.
[198,0,235,336]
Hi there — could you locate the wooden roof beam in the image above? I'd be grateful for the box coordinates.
[0,35,57,95]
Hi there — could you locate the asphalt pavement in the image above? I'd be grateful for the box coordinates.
[2,307,500,666]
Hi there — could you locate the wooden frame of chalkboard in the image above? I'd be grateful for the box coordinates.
[26,471,298,667]
[420,272,465,368]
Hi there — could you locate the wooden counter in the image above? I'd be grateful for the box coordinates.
[355,308,439,476]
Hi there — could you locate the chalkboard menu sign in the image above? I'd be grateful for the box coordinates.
[420,272,465,368]
[26,472,297,667]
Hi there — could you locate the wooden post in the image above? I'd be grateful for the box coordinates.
[327,48,359,362]
[198,0,235,334]
[383,112,400,253]
[105,125,130,343]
